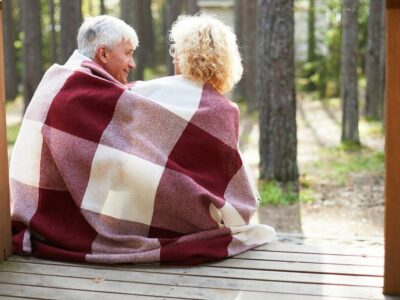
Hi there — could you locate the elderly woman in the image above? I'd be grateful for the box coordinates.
[11,13,275,265]
[168,14,243,94]
[128,13,276,263]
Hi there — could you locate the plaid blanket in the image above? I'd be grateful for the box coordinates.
[10,50,276,264]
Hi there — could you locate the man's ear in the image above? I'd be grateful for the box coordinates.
[94,46,108,65]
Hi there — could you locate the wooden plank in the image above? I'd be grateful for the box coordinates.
[255,243,384,257]
[8,255,384,277]
[0,297,38,300]
[384,0,400,295]
[0,271,236,300]
[0,283,177,300]
[0,270,386,299]
[235,251,383,266]
[208,258,384,277]
[0,260,383,288]
[0,295,38,300]
[0,283,358,300]
[5,256,383,286]
[0,0,12,262]
[277,232,383,243]
[0,296,37,300]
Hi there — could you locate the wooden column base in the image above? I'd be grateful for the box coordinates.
[384,0,400,295]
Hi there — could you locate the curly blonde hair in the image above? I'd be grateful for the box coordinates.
[169,14,243,94]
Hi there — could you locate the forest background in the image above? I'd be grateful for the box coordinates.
[3,0,386,243]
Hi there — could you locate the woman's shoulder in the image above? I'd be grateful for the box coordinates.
[127,75,205,121]
[129,75,238,114]
[130,75,202,94]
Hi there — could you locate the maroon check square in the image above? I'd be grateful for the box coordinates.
[166,122,242,200]
[30,188,97,252]
[44,71,124,144]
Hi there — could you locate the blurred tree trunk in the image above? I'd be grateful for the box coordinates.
[3,0,18,101]
[133,0,155,80]
[143,0,155,68]
[233,0,244,101]
[305,0,317,92]
[341,0,359,144]
[20,0,42,111]
[379,6,385,120]
[100,0,106,14]
[165,0,183,76]
[48,0,57,64]
[242,0,257,111]
[120,0,135,81]
[365,0,385,120]
[60,0,82,63]
[186,0,199,14]
[307,0,316,62]
[120,0,134,26]
[257,0,298,187]
[134,0,146,80]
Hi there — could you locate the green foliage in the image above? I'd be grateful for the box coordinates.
[81,0,106,17]
[324,0,342,98]
[41,0,57,69]
[298,0,370,99]
[13,9,23,85]
[299,188,316,203]
[7,123,21,145]
[258,179,316,206]
[313,145,384,186]
[237,101,258,122]
[144,65,166,80]
[360,118,384,137]
[152,0,168,69]
[338,140,362,152]
[298,55,327,98]
[298,0,346,99]
[259,181,298,205]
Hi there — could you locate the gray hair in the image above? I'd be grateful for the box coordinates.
[77,15,139,59]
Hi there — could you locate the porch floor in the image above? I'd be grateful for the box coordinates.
[0,237,397,300]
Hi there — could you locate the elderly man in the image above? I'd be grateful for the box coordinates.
[10,14,275,265]
[10,15,142,262]
[77,15,137,84]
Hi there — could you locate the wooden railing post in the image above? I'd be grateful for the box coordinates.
[0,0,12,262]
[384,0,400,296]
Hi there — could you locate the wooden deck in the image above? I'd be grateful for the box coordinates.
[0,240,397,300]
[0,1,400,299]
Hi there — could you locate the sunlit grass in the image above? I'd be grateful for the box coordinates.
[323,96,341,108]
[258,176,317,206]
[313,145,384,186]
[259,181,298,205]
[258,144,384,205]
[7,123,21,145]
[243,92,385,205]
[359,117,384,137]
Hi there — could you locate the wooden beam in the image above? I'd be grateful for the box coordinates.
[0,0,12,263]
[384,0,400,295]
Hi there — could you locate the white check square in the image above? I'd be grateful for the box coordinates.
[81,144,164,225]
[10,119,43,188]
[131,75,203,121]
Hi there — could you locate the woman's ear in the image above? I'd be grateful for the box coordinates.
[94,46,108,65]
